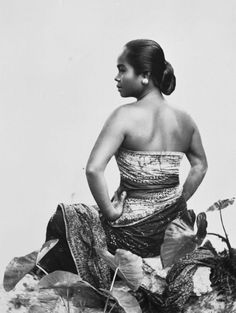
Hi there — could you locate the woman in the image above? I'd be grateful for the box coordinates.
[41,39,208,289]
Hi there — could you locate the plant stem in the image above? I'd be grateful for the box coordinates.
[103,266,119,313]
[207,232,227,242]
[103,296,110,313]
[108,302,117,313]
[110,266,119,292]
[219,209,231,250]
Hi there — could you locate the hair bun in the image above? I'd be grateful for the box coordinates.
[160,61,176,95]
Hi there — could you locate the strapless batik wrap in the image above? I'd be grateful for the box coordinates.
[41,148,187,288]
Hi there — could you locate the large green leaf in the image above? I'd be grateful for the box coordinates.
[103,288,142,313]
[39,270,105,308]
[3,250,38,291]
[161,212,208,268]
[206,197,235,212]
[96,248,143,291]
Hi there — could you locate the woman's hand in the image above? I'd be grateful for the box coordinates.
[111,190,127,221]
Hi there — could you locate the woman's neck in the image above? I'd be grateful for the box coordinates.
[136,87,165,105]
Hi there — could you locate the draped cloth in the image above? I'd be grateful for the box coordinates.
[102,195,187,257]
[42,203,111,289]
[41,195,186,290]
[40,148,187,289]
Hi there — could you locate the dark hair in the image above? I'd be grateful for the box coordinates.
[124,39,176,95]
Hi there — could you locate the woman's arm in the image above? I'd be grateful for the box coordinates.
[182,122,208,202]
[86,107,127,221]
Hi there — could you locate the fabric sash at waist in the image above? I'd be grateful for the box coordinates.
[120,173,179,199]
[103,195,187,257]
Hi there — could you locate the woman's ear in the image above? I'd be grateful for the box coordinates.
[141,72,150,79]
[141,72,150,86]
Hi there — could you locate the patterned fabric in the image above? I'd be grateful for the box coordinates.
[41,203,111,289]
[113,148,184,225]
[59,203,111,289]
[42,148,186,290]
[163,245,217,311]
[102,196,187,258]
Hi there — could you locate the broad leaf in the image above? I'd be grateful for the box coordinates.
[96,248,143,291]
[3,239,59,291]
[196,212,208,240]
[39,270,81,299]
[36,239,59,264]
[161,218,196,268]
[72,283,105,308]
[39,270,81,290]
[103,289,142,313]
[206,197,235,212]
[39,270,105,307]
[3,250,38,291]
[161,212,208,268]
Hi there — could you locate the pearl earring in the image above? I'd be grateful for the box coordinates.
[142,78,149,85]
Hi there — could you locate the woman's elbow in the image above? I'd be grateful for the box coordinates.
[192,159,208,178]
[200,160,208,177]
[85,165,96,177]
[85,164,103,177]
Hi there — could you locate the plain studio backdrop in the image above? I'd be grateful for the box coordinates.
[0,0,236,281]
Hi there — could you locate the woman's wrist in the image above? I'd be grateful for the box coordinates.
[99,204,121,222]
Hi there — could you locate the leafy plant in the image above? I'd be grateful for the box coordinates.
[102,289,142,313]
[3,250,38,292]
[206,197,235,253]
[97,248,143,313]
[39,270,105,312]
[160,210,208,268]
[206,197,236,301]
[38,269,142,313]
[96,248,143,291]
[3,198,236,313]
[3,239,58,291]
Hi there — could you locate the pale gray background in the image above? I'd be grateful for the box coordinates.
[1,0,236,279]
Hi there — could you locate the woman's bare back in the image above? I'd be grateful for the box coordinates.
[122,101,194,153]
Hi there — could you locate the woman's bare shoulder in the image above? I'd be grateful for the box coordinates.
[112,102,136,113]
[108,102,138,120]
[168,103,196,128]
[104,103,136,130]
